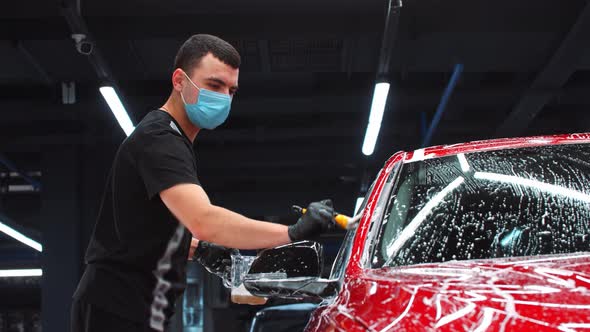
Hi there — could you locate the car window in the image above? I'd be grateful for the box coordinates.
[371,143,590,268]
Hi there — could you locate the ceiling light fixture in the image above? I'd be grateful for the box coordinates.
[362,83,390,156]
[0,269,42,278]
[99,86,135,137]
[0,220,42,252]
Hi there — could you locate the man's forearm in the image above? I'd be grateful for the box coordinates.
[160,184,329,250]
[192,205,291,249]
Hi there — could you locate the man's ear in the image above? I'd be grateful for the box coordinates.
[171,68,185,92]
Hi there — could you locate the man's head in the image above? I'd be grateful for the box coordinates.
[170,34,240,130]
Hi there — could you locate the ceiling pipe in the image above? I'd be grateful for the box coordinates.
[59,0,114,81]
[376,0,403,81]
[14,41,53,86]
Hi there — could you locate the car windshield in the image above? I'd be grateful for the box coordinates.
[372,143,590,268]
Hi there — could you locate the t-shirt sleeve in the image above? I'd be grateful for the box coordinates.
[135,129,201,199]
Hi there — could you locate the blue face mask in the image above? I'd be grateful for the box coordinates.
[181,72,232,130]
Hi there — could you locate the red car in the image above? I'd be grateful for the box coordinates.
[245,133,590,331]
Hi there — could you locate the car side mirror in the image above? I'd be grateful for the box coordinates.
[248,240,323,278]
[244,276,338,301]
[243,241,338,300]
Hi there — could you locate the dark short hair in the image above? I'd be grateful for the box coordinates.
[174,34,241,73]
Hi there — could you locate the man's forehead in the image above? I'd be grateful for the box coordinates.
[191,56,239,85]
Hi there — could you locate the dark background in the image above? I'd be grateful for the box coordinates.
[1,0,590,331]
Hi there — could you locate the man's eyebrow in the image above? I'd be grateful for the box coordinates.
[205,77,238,91]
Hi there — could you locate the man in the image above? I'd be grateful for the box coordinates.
[71,34,335,332]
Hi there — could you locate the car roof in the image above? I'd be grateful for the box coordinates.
[395,133,590,164]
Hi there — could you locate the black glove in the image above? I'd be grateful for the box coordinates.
[288,199,335,242]
[194,241,238,280]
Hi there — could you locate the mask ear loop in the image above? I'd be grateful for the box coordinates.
[182,71,202,91]
[180,70,201,105]
[180,91,188,105]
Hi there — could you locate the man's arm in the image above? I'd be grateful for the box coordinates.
[161,183,292,249]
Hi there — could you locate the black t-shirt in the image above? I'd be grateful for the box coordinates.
[73,110,200,328]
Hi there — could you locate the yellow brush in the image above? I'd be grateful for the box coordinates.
[292,205,352,229]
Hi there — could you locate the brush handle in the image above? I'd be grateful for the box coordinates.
[300,208,349,229]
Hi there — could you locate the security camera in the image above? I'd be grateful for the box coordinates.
[77,41,93,55]
[71,33,93,55]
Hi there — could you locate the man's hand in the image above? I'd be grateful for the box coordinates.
[194,241,238,281]
[288,199,335,242]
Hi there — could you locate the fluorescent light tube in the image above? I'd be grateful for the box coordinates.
[0,269,42,278]
[362,83,390,156]
[354,197,365,215]
[0,220,42,252]
[8,184,36,192]
[99,86,135,137]
[362,122,382,156]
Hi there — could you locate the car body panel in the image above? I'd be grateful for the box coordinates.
[305,133,590,332]
[309,253,590,331]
